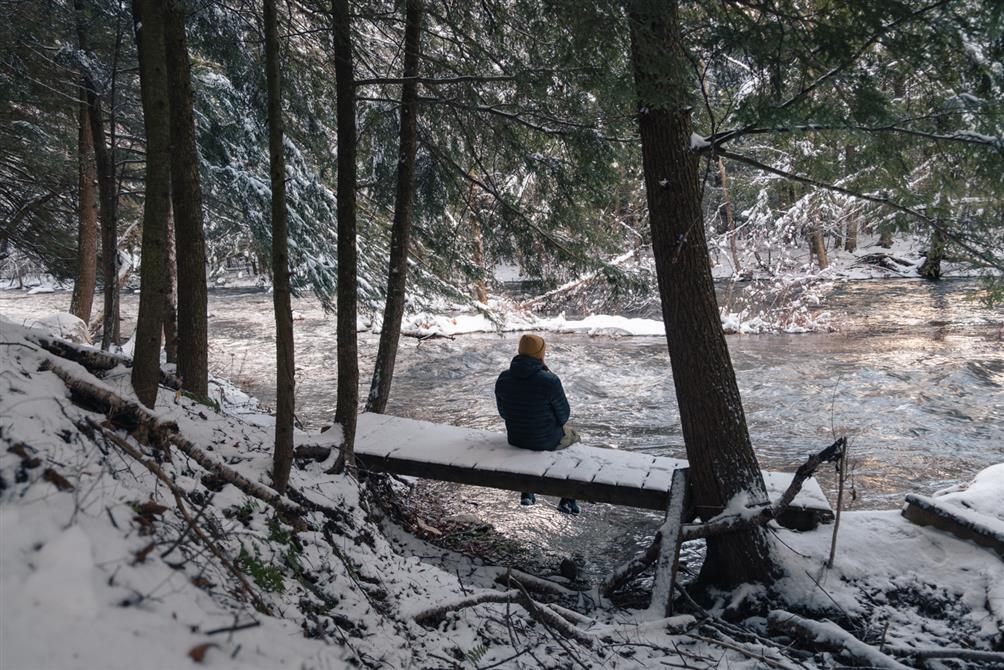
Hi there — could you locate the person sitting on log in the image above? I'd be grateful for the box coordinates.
[494,333,581,514]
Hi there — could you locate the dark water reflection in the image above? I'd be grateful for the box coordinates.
[3,278,1002,576]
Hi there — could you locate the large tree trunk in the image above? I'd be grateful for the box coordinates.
[74,0,119,349]
[332,0,358,468]
[264,0,295,493]
[626,0,775,587]
[131,0,172,408]
[810,227,829,269]
[70,99,98,325]
[366,0,422,415]
[919,228,948,280]
[471,216,489,304]
[163,0,209,396]
[878,228,894,248]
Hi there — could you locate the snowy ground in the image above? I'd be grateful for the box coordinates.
[2,318,1002,669]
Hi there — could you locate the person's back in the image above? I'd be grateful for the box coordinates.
[495,353,569,451]
[494,334,580,513]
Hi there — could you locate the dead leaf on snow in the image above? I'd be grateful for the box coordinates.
[42,468,74,491]
[188,642,218,663]
[137,500,169,516]
[133,541,156,564]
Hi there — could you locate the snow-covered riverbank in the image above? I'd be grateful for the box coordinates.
[2,317,1002,669]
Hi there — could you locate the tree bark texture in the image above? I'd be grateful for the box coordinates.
[879,228,894,248]
[366,0,422,415]
[131,0,172,408]
[471,216,489,304]
[264,0,296,493]
[74,0,119,349]
[919,228,948,280]
[163,0,209,396]
[163,204,178,364]
[70,99,98,325]
[843,145,858,252]
[810,227,828,268]
[626,0,775,586]
[332,0,358,467]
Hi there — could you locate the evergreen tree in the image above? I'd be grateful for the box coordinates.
[264,0,296,493]
[164,0,209,395]
[332,0,359,469]
[367,0,423,415]
[130,0,172,408]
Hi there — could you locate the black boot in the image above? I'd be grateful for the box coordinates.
[557,498,580,514]
[520,492,537,506]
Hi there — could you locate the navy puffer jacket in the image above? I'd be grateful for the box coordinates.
[494,354,570,451]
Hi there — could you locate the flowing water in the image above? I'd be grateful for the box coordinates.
[3,279,1002,575]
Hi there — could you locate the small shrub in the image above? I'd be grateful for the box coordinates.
[238,543,285,593]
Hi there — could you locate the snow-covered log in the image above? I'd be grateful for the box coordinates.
[29,331,182,389]
[43,359,303,518]
[767,610,912,670]
[493,568,577,596]
[884,646,1004,664]
[648,467,689,617]
[414,587,594,646]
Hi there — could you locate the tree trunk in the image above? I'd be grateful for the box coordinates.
[844,220,857,252]
[879,228,894,248]
[163,203,178,364]
[626,0,775,587]
[472,216,489,304]
[717,157,740,277]
[164,0,209,396]
[74,0,119,349]
[131,0,172,408]
[264,0,295,493]
[810,227,829,269]
[332,0,358,468]
[366,0,423,415]
[843,145,858,253]
[919,228,948,280]
[70,98,98,325]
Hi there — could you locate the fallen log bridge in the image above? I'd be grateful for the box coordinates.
[345,413,834,531]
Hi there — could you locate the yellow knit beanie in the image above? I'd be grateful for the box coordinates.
[518,333,546,360]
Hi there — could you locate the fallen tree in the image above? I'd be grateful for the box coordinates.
[41,358,303,518]
[28,331,182,389]
[767,609,911,670]
[414,585,595,647]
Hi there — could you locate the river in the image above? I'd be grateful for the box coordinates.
[3,279,1002,576]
